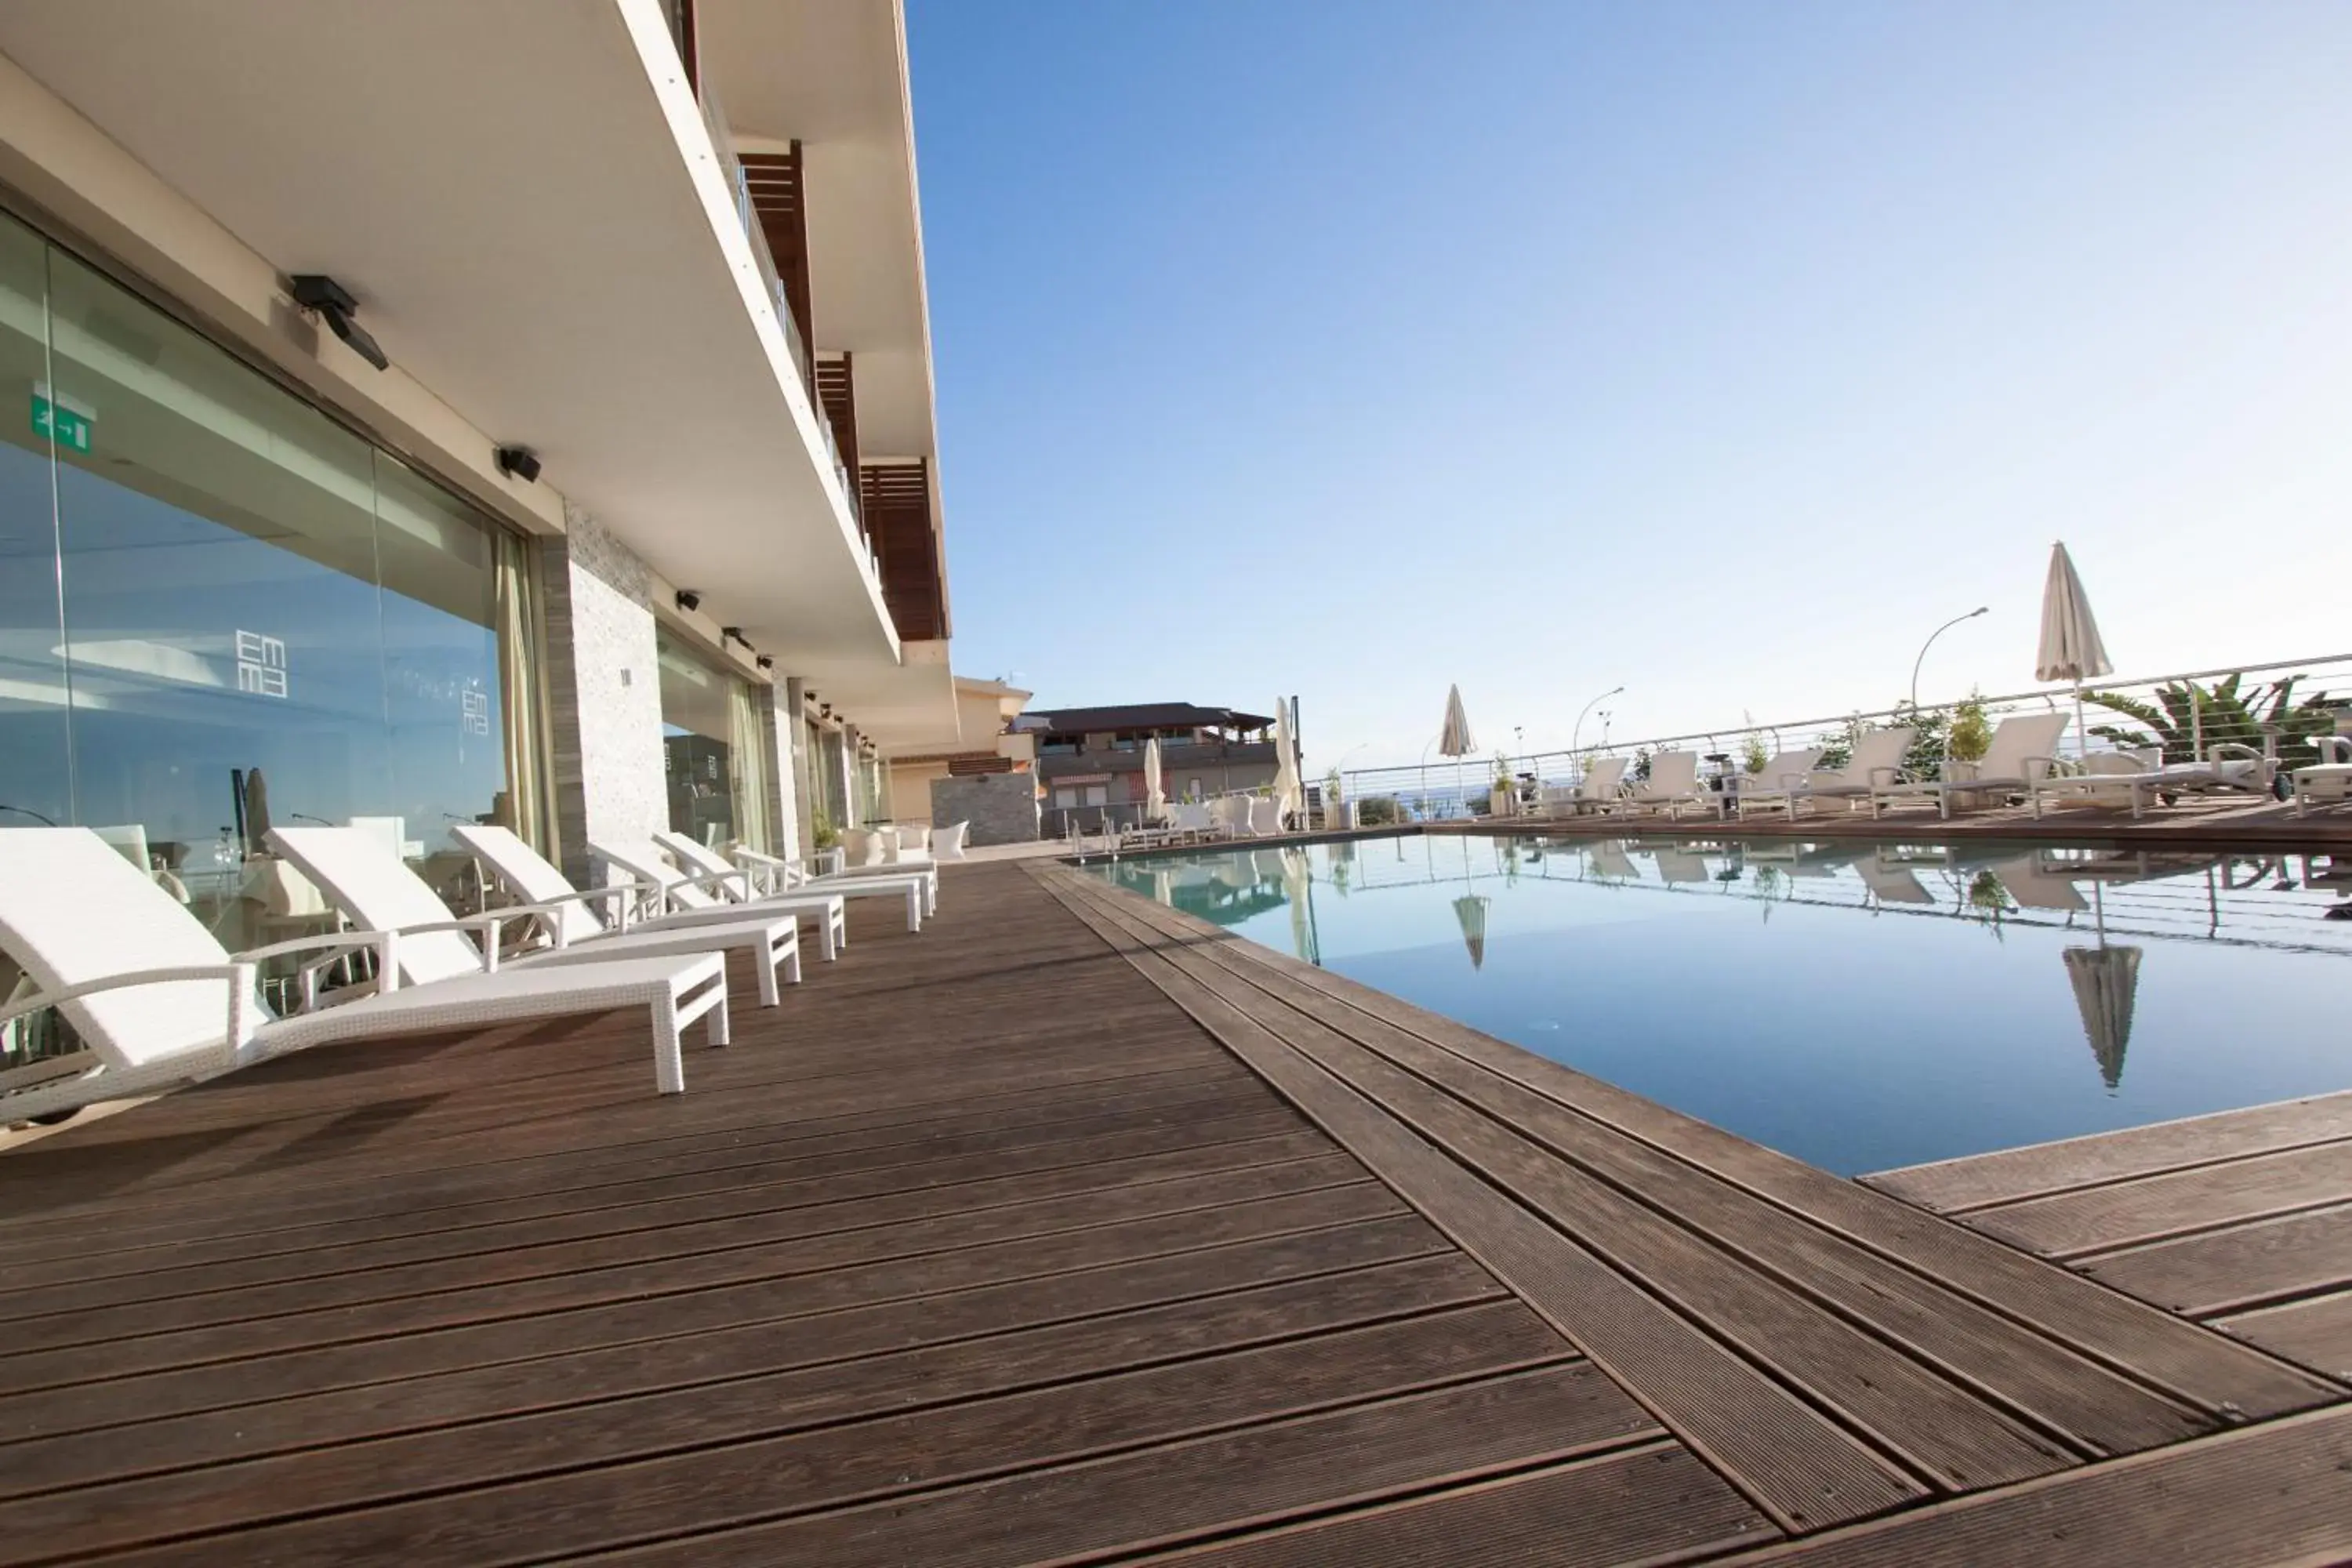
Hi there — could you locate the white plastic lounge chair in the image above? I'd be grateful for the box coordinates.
[1740,728,1917,820]
[654,829,931,931]
[271,826,801,1007]
[589,837,859,951]
[454,823,836,979]
[2292,735,2352,818]
[1540,758,1628,817]
[1869,713,2070,821]
[1722,748,1824,817]
[1854,854,1934,906]
[1611,753,1709,819]
[0,829,728,1116]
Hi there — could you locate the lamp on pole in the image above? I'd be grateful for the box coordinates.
[1910,608,1989,710]
[1571,686,1625,760]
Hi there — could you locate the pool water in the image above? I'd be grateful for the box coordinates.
[1092,833,2352,1175]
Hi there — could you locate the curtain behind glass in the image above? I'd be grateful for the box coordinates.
[727,677,771,855]
[492,528,554,857]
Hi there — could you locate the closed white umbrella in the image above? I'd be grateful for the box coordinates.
[1144,736,1166,824]
[2037,542,2112,758]
[1271,699,1302,828]
[1438,684,1476,818]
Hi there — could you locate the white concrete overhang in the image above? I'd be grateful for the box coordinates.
[0,0,899,670]
[701,0,951,633]
[802,638,960,753]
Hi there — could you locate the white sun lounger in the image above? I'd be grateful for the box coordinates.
[655,830,930,931]
[1738,728,1917,820]
[453,823,840,978]
[596,837,875,946]
[2293,736,2352,818]
[1540,757,1629,817]
[0,829,729,1116]
[1868,713,2070,820]
[1722,748,1824,817]
[1610,752,1710,819]
[270,826,801,1007]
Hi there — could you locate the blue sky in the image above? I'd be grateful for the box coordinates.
[906,2,2352,768]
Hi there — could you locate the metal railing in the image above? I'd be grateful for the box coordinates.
[1339,651,2352,820]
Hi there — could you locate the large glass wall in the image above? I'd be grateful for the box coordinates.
[657,627,772,854]
[0,209,538,949]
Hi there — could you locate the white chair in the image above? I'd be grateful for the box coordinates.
[2292,735,2352,817]
[837,827,887,869]
[1610,752,1709,818]
[0,828,730,1116]
[1739,728,1915,819]
[1869,713,2070,820]
[270,826,801,1007]
[1209,797,1250,839]
[1247,797,1283,837]
[654,829,930,931]
[934,822,971,858]
[586,838,855,952]
[456,823,842,967]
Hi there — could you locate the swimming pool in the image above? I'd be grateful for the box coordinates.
[1091,832,2352,1175]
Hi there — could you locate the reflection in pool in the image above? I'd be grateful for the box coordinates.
[1092,833,2352,1175]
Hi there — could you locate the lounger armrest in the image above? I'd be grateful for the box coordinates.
[388,907,564,971]
[0,961,263,1051]
[504,883,662,933]
[2018,754,2076,782]
[726,847,791,895]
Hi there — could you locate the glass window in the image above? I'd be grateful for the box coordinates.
[658,628,772,851]
[0,216,538,962]
[0,213,69,833]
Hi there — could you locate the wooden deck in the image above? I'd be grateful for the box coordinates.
[0,860,2347,1563]
[1867,1094,2352,1385]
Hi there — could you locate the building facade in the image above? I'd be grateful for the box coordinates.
[0,2,960,934]
[1025,702,1287,832]
[883,677,1036,825]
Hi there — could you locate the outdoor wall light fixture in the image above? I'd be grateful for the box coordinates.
[494,445,541,483]
[289,275,389,371]
[674,590,702,613]
[720,626,753,652]
[755,655,775,672]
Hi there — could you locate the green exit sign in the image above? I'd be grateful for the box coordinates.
[31,390,92,454]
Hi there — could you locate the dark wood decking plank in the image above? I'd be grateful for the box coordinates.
[1863,1094,2352,1214]
[1060,869,2342,1420]
[1130,1443,1776,1566]
[2076,1202,2352,1317]
[1058,873,2071,1492]
[0,1274,1539,1559]
[0,1069,1277,1283]
[1039,869,1922,1534]
[1697,1401,2352,1566]
[0,1106,1301,1319]
[570,1366,1655,1568]
[1081,873,2205,1457]
[0,1189,1415,1446]
[0,1155,1379,1399]
[2215,1289,2352,1381]
[1968,1141,2352,1259]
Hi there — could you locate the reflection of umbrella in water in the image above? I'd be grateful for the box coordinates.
[1279,848,1319,965]
[243,767,271,848]
[1452,894,1490,970]
[2064,882,2140,1090]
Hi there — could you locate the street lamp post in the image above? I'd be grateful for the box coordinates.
[1571,685,1626,764]
[1910,608,1990,710]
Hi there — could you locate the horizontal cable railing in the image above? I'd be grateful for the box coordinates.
[1340,650,2352,820]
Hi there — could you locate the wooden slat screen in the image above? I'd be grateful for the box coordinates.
[738,146,811,358]
[858,458,947,643]
[815,354,861,535]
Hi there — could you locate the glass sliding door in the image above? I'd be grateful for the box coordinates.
[657,628,773,851]
[0,207,544,952]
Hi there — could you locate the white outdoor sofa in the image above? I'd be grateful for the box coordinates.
[0,828,729,1119]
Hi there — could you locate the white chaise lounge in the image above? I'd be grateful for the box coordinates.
[1738,728,1916,820]
[1610,752,1711,819]
[270,826,802,1007]
[1868,713,2070,821]
[655,830,931,931]
[0,828,729,1116]
[597,836,884,944]
[453,823,841,977]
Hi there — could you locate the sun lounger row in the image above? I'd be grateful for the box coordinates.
[0,818,955,1126]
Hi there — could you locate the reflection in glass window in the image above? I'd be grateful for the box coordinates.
[657,628,773,853]
[0,213,537,958]
[0,214,69,833]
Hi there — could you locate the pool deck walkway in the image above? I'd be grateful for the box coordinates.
[0,859,2347,1563]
